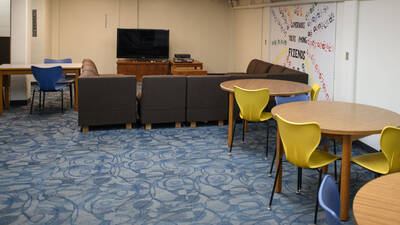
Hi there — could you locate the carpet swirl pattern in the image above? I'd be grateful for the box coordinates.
[0,94,371,224]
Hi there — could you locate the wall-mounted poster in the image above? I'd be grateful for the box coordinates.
[270,3,336,101]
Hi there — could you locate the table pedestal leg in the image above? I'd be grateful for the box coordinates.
[228,93,234,147]
[340,135,352,221]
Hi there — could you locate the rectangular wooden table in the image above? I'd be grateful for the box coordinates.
[0,63,81,115]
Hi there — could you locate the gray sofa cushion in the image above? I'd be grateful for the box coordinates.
[186,75,230,122]
[78,75,137,126]
[140,75,186,124]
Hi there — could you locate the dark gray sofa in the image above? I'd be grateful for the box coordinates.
[78,59,136,131]
[139,59,308,128]
[139,75,186,130]
[77,58,308,130]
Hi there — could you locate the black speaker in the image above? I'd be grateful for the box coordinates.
[174,54,191,58]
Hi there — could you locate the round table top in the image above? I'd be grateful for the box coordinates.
[220,79,311,97]
[353,172,400,225]
[271,101,400,135]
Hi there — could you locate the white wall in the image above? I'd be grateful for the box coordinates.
[354,0,400,149]
[139,0,233,73]
[48,0,233,74]
[230,8,263,72]
[334,1,359,103]
[0,0,11,36]
[10,0,31,101]
[31,0,51,64]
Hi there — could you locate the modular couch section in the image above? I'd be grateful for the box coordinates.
[78,75,137,129]
[140,75,186,129]
[186,75,230,124]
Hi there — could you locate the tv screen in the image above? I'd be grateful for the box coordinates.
[117,28,169,59]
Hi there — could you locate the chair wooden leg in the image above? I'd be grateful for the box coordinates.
[82,126,89,132]
[2,86,4,107]
[218,121,223,126]
[30,89,36,114]
[125,123,132,130]
[145,124,152,130]
[175,122,181,128]
[190,122,196,128]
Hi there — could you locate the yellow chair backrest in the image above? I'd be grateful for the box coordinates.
[311,83,321,101]
[275,114,321,168]
[233,86,269,122]
[380,126,400,173]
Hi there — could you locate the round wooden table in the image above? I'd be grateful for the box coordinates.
[353,172,400,225]
[271,101,400,221]
[220,79,311,147]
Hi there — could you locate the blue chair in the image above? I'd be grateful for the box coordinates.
[318,175,341,225]
[275,93,310,105]
[30,66,69,114]
[44,58,74,108]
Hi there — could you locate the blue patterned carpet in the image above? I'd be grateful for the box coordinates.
[0,92,373,224]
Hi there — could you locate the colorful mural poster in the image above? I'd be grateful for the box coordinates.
[270,3,336,101]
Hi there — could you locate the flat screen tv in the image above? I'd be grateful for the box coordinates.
[117,28,169,60]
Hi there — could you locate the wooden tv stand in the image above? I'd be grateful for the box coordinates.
[116,60,169,81]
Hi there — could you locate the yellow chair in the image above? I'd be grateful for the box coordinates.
[311,83,321,101]
[352,126,400,175]
[269,114,340,224]
[230,86,273,157]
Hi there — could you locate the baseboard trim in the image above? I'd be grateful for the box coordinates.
[354,140,378,153]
